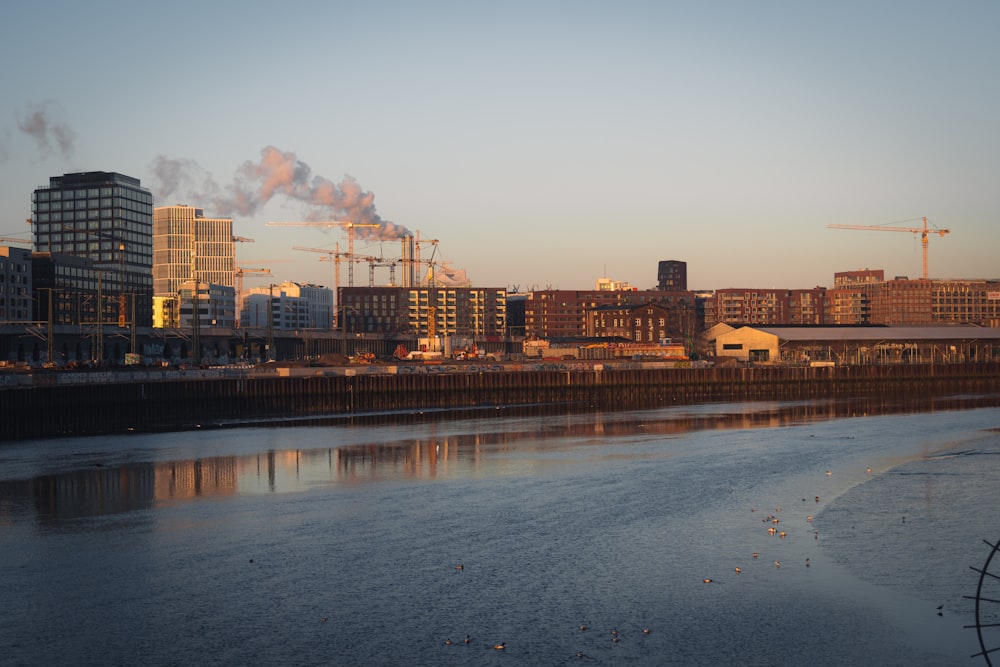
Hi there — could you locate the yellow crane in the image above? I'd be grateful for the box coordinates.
[234,266,271,328]
[267,220,380,286]
[828,217,950,280]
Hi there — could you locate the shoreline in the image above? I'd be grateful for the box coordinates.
[2,362,999,441]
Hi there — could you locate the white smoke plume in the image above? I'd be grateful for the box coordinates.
[17,102,75,158]
[150,146,411,240]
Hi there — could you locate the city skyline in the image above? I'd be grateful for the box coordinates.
[1,2,997,292]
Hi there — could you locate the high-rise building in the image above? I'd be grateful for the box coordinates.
[152,205,234,328]
[657,260,687,291]
[31,171,154,326]
[153,205,234,295]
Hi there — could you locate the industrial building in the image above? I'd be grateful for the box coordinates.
[712,325,1000,365]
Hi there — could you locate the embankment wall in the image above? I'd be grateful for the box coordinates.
[2,363,998,441]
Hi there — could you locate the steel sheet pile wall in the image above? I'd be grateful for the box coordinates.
[3,363,998,440]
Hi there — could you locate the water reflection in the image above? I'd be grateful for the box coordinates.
[1,392,998,526]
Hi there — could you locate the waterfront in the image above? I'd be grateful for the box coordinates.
[1,396,999,666]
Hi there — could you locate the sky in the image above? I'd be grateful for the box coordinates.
[1,1,997,292]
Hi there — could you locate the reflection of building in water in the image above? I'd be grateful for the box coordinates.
[154,457,239,501]
[334,433,492,480]
[24,465,158,521]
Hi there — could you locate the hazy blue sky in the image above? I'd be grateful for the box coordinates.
[1,1,997,291]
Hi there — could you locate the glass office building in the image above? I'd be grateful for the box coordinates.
[31,172,154,326]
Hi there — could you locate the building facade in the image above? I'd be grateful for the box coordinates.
[241,282,334,331]
[153,205,235,296]
[706,289,790,327]
[31,253,103,327]
[31,172,154,326]
[585,302,673,342]
[823,287,867,325]
[0,246,33,323]
[152,205,235,328]
[869,278,933,325]
[930,280,1000,327]
[657,260,687,291]
[787,288,826,325]
[525,289,698,341]
[338,286,507,336]
[177,281,236,329]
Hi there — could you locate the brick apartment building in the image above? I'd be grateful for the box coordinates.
[705,272,1000,327]
[585,302,674,342]
[524,289,696,340]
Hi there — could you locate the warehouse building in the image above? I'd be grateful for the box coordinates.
[714,325,1000,365]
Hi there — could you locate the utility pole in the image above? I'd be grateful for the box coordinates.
[118,242,127,327]
[96,269,104,365]
[191,282,202,366]
[130,292,137,357]
[43,288,54,364]
[266,284,275,361]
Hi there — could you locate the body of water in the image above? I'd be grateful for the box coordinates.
[2,397,999,666]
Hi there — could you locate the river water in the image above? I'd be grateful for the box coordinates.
[2,395,1000,666]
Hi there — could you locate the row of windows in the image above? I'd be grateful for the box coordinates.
[34,209,151,225]
[35,186,116,201]
[0,261,29,273]
[35,219,149,234]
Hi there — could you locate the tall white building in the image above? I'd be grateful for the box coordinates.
[153,205,234,327]
[153,205,234,296]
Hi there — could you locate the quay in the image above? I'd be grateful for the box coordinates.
[2,362,999,441]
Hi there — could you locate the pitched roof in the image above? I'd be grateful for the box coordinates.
[751,325,1000,342]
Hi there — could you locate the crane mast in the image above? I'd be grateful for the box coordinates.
[234,266,271,328]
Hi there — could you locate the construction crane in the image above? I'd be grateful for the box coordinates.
[360,254,401,287]
[268,220,380,287]
[0,236,31,246]
[293,245,350,330]
[234,266,271,328]
[233,235,255,244]
[293,244,350,290]
[412,233,438,286]
[828,217,950,280]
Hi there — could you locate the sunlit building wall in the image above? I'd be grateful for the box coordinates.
[153,205,234,328]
